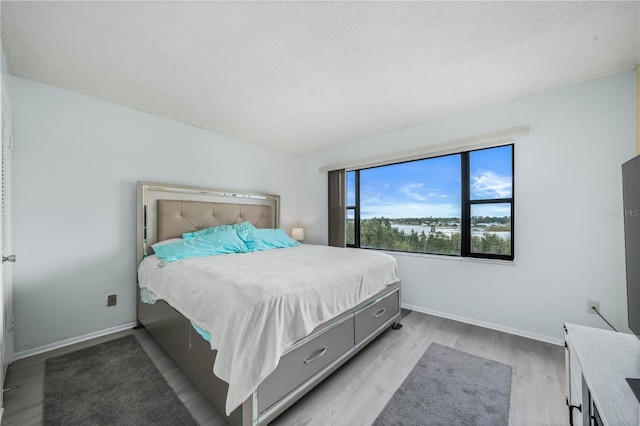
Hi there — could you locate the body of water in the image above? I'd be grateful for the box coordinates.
[391,224,510,240]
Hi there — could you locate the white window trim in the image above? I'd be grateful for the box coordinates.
[319,125,529,173]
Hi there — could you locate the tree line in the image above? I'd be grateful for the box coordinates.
[392,216,510,226]
[347,217,511,256]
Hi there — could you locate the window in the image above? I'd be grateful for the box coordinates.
[345,144,514,260]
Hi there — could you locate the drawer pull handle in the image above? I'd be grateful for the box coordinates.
[373,308,386,319]
[304,347,328,364]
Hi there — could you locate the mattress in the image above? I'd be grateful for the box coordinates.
[137,244,399,415]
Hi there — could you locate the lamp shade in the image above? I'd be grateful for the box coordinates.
[291,227,305,241]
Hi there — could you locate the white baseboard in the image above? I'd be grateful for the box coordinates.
[13,321,137,361]
[14,308,563,361]
[401,303,564,346]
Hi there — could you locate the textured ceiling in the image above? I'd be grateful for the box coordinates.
[1,1,639,155]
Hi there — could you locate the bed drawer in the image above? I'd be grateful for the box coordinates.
[257,316,355,412]
[354,289,399,344]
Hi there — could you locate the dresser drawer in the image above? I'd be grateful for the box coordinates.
[257,316,355,412]
[354,290,400,344]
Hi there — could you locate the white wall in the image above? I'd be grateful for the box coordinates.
[298,71,637,344]
[1,47,7,75]
[9,76,299,353]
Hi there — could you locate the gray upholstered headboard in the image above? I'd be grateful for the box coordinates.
[157,200,272,241]
[137,181,280,266]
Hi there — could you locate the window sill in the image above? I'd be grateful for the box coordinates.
[380,249,517,266]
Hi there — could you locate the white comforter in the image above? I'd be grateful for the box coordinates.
[137,244,399,415]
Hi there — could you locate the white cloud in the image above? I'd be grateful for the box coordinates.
[471,171,511,198]
[400,183,427,201]
[400,182,442,202]
[360,187,382,204]
[360,182,393,205]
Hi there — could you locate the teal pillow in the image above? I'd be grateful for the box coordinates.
[182,222,256,239]
[182,224,232,239]
[154,229,248,262]
[232,222,256,231]
[240,228,300,252]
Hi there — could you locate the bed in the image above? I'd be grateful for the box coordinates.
[136,181,402,425]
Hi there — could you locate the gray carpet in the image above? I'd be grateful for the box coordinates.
[373,342,512,426]
[44,334,199,426]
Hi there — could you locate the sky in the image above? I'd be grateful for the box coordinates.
[348,145,512,219]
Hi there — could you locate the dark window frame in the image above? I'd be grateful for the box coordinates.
[346,144,514,261]
[346,170,360,247]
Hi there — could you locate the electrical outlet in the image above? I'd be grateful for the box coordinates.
[107,294,117,307]
[587,299,600,314]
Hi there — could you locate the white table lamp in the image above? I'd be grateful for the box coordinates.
[291,227,305,241]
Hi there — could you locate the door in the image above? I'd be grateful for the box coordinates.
[1,79,14,393]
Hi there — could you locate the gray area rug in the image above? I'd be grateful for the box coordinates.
[44,334,199,426]
[373,342,512,426]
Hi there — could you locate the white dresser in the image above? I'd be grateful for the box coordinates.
[565,323,640,426]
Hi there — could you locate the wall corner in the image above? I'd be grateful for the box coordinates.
[636,64,639,154]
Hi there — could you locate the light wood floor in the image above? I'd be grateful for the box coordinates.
[2,311,567,425]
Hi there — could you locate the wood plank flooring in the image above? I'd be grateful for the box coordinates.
[1,311,567,425]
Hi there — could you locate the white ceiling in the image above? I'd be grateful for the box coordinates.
[1,1,639,155]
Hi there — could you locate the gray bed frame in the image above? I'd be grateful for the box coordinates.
[136,181,402,425]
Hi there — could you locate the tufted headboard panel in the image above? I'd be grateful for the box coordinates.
[157,200,272,241]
